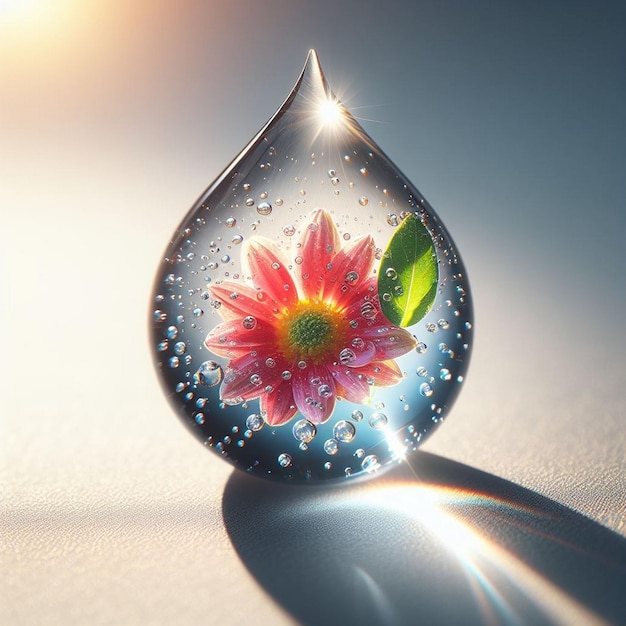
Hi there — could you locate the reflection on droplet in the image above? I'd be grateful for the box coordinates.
[151,49,473,484]
[333,420,356,443]
[293,419,317,443]
[278,453,292,467]
[246,413,264,431]
[193,361,224,387]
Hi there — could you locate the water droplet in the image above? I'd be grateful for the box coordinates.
[257,202,272,216]
[361,455,380,473]
[324,439,339,455]
[368,412,388,430]
[151,50,472,484]
[351,410,364,422]
[360,301,377,319]
[333,420,356,443]
[420,382,434,397]
[339,348,356,365]
[193,361,224,387]
[246,413,264,431]
[293,419,317,443]
[278,453,292,468]
[242,315,256,329]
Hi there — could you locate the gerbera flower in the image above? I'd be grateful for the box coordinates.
[204,209,416,426]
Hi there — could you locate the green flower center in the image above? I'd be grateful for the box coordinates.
[288,311,333,352]
[278,300,347,364]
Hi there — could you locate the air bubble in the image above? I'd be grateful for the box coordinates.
[324,439,339,455]
[278,453,292,468]
[246,413,264,431]
[293,419,317,443]
[368,412,388,430]
[194,361,224,387]
[333,420,356,443]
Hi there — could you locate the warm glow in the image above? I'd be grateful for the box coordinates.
[318,98,342,125]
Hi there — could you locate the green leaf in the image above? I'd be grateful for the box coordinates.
[377,213,438,328]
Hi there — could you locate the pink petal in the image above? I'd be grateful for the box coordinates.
[204,318,278,358]
[291,364,336,423]
[220,352,285,404]
[209,282,278,322]
[337,338,376,367]
[360,325,417,359]
[243,237,298,309]
[341,278,381,329]
[297,210,341,300]
[260,382,298,426]
[323,235,376,303]
[330,366,371,404]
[357,360,404,388]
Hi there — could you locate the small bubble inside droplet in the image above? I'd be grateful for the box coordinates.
[324,439,339,455]
[225,217,236,228]
[361,455,380,473]
[333,420,356,443]
[194,361,224,387]
[246,413,264,431]
[278,453,292,468]
[368,412,388,430]
[420,382,434,397]
[351,410,363,422]
[339,348,356,365]
[245,198,255,207]
[283,224,296,237]
[257,202,272,216]
[358,196,368,206]
[292,419,317,443]
[387,214,399,227]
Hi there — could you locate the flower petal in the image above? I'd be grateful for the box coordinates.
[357,359,404,388]
[208,282,278,322]
[292,364,336,423]
[243,237,298,309]
[360,325,417,360]
[341,278,381,329]
[220,352,285,404]
[260,382,298,426]
[330,365,371,404]
[204,318,278,358]
[337,339,376,367]
[323,235,376,303]
[298,209,341,299]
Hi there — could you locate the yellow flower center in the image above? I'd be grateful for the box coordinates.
[278,300,347,364]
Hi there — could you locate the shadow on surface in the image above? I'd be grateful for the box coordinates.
[222,452,626,625]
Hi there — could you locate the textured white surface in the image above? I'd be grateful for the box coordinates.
[2,2,625,624]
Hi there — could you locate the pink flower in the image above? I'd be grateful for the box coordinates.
[205,209,416,426]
